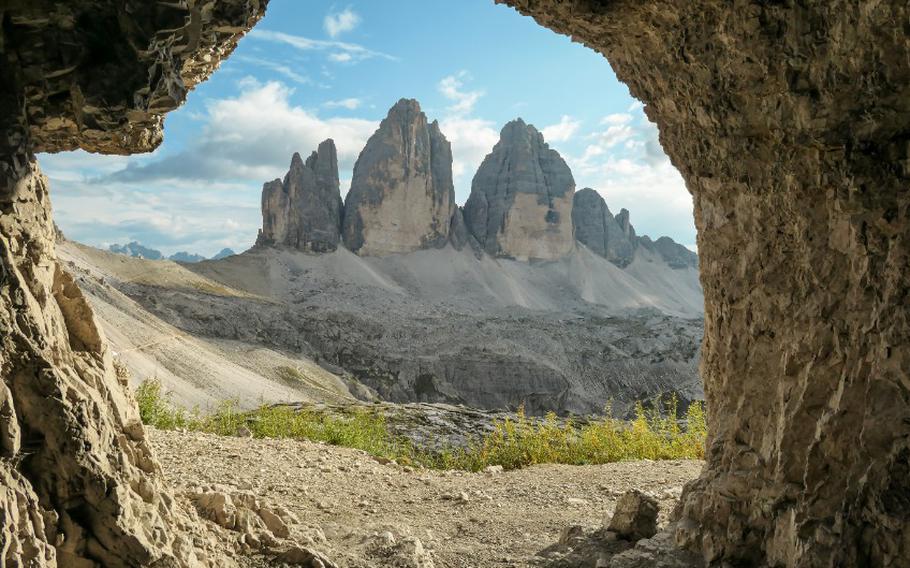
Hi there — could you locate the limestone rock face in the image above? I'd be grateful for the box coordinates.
[500,0,910,566]
[0,1,267,566]
[342,99,455,256]
[7,1,265,156]
[258,140,343,252]
[638,237,697,270]
[572,189,695,269]
[571,188,636,267]
[463,119,575,261]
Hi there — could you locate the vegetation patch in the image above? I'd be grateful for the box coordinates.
[136,379,706,471]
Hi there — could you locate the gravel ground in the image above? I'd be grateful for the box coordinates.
[150,428,703,567]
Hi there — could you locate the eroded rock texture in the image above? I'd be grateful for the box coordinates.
[572,188,695,269]
[572,188,636,267]
[257,141,343,252]
[500,0,909,566]
[342,99,456,256]
[0,1,266,565]
[464,119,576,261]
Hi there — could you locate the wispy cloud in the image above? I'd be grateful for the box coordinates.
[438,71,484,115]
[237,55,310,84]
[432,72,496,201]
[324,7,361,38]
[100,79,377,185]
[43,79,383,255]
[439,116,499,199]
[249,29,396,64]
[324,98,363,110]
[541,115,581,143]
[561,109,695,247]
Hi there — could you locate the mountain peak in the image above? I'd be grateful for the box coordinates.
[258,140,343,252]
[341,99,455,256]
[463,116,575,261]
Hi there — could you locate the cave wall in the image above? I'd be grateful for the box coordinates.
[0,1,266,565]
[1,0,907,566]
[497,1,909,566]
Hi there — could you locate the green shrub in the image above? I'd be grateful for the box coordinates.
[135,379,706,471]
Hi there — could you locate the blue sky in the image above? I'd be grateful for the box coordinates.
[39,0,695,257]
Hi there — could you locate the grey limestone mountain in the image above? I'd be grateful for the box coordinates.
[572,188,696,269]
[212,248,237,260]
[110,241,165,260]
[169,251,207,263]
[257,139,343,252]
[638,236,698,269]
[463,119,575,261]
[571,188,636,267]
[342,99,456,256]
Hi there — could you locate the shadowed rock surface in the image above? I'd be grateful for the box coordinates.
[1,1,906,567]
[257,140,343,252]
[500,0,910,565]
[342,99,456,256]
[0,1,267,565]
[573,189,696,270]
[572,188,637,267]
[464,119,576,261]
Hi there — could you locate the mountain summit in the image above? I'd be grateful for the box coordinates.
[464,119,576,261]
[342,99,457,255]
[257,139,342,252]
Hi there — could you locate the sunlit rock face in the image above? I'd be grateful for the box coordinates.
[463,119,575,261]
[342,99,456,256]
[500,0,910,566]
[258,140,343,252]
[0,1,267,566]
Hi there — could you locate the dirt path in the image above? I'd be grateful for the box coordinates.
[150,428,702,567]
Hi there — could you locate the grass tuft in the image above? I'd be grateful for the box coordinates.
[136,379,707,471]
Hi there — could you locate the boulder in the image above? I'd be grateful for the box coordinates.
[607,490,659,541]
[342,99,456,256]
[463,119,575,261]
[274,546,339,567]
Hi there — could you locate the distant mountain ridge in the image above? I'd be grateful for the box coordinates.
[257,98,696,270]
[107,241,235,263]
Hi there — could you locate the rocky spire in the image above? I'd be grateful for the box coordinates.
[257,139,343,253]
[571,188,636,267]
[463,119,575,261]
[341,99,456,256]
[573,188,697,269]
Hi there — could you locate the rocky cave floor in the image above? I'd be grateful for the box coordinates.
[150,428,703,567]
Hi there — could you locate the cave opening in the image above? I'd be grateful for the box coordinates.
[1,1,907,567]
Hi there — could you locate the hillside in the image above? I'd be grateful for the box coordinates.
[60,239,702,416]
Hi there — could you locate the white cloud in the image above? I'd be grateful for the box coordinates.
[438,72,484,116]
[601,113,633,125]
[324,97,363,110]
[249,29,396,64]
[563,109,695,246]
[324,8,361,38]
[43,79,381,255]
[541,115,581,143]
[104,79,377,185]
[433,71,496,201]
[236,55,310,84]
[437,117,499,201]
